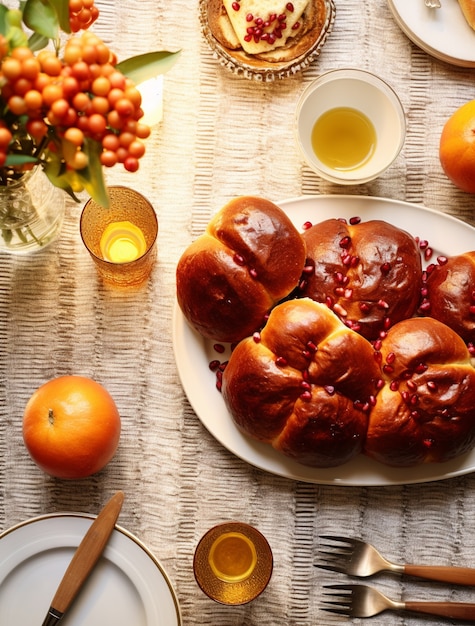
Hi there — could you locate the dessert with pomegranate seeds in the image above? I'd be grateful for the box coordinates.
[200,0,335,78]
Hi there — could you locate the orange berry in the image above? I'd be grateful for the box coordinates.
[8,95,27,115]
[1,57,22,81]
[91,96,109,115]
[0,127,12,147]
[64,127,84,146]
[135,123,151,139]
[88,112,106,135]
[102,133,120,151]
[13,78,32,96]
[40,53,62,77]
[124,87,141,109]
[24,89,43,110]
[42,83,64,106]
[95,44,110,65]
[71,61,90,81]
[0,152,6,167]
[62,76,80,99]
[108,71,126,90]
[72,91,91,112]
[124,156,139,172]
[91,76,110,97]
[11,47,33,61]
[118,131,134,147]
[127,140,145,159]
[70,150,89,170]
[100,149,118,167]
[114,98,134,117]
[50,98,70,119]
[63,43,82,66]
[69,0,83,11]
[21,57,40,81]
[34,73,51,92]
[107,109,124,130]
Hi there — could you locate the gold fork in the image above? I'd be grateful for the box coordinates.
[322,584,475,621]
[317,536,475,586]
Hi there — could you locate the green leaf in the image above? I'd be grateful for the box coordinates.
[23,0,60,41]
[43,159,81,202]
[49,0,70,34]
[5,154,38,166]
[28,31,50,52]
[0,6,8,37]
[74,138,110,208]
[116,50,181,85]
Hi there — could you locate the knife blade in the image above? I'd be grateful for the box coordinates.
[41,491,124,626]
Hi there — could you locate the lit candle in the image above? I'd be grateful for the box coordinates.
[100,221,147,263]
[208,531,257,583]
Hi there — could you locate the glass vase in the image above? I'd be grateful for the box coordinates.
[0,166,65,254]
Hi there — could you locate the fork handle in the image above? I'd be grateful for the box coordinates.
[405,601,475,621]
[404,564,475,586]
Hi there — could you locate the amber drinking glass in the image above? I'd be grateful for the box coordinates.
[80,186,158,287]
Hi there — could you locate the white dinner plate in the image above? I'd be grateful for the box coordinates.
[0,514,182,625]
[387,0,475,67]
[173,195,475,487]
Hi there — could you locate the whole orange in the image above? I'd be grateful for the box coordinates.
[22,375,121,479]
[440,100,475,193]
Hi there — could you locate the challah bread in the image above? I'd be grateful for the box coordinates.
[424,251,475,344]
[458,0,475,29]
[176,196,306,343]
[365,317,475,466]
[298,218,423,340]
[222,298,381,467]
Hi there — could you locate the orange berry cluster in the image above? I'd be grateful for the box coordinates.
[69,0,99,33]
[0,32,151,174]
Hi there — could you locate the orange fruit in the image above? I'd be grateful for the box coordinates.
[22,375,121,479]
[439,100,475,193]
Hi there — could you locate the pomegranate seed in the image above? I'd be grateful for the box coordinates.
[302,264,314,274]
[390,380,399,391]
[253,332,261,343]
[418,299,431,312]
[278,13,286,21]
[274,28,283,38]
[380,262,391,274]
[244,34,252,41]
[344,288,353,299]
[334,287,345,297]
[292,21,300,29]
[232,1,240,10]
[255,17,263,25]
[324,385,335,395]
[300,390,312,401]
[303,222,312,232]
[253,34,260,42]
[386,352,396,364]
[247,26,255,34]
[383,364,394,374]
[383,317,391,330]
[470,305,475,316]
[269,13,277,21]
[216,379,222,391]
[249,268,258,278]
[339,235,351,249]
[424,247,434,261]
[406,379,417,391]
[349,216,361,225]
[209,360,220,371]
[335,271,344,283]
[401,391,410,403]
[286,2,294,11]
[373,351,382,363]
[420,286,428,298]
[306,341,318,352]
[375,378,385,390]
[267,33,276,44]
[276,356,287,366]
[325,295,334,308]
[427,381,438,392]
[301,380,311,390]
[414,363,428,373]
[377,299,389,310]
[302,369,309,381]
[342,254,352,266]
[437,255,448,265]
[359,302,370,313]
[422,438,434,448]
[213,343,225,353]
[373,339,382,351]
[410,394,419,406]
[246,12,253,21]
[216,370,223,382]
[261,32,269,40]
[426,263,436,274]
[233,253,245,265]
[218,362,227,371]
[333,303,348,317]
[419,239,429,250]
[350,255,360,268]
[299,279,307,290]
[302,349,311,359]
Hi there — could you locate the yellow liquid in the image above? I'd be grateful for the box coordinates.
[311,107,377,171]
[100,221,147,263]
[208,532,257,582]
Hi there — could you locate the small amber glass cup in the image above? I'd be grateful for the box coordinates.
[80,186,158,288]
[193,522,273,605]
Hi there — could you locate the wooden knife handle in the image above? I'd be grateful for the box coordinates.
[404,564,475,586]
[51,491,124,613]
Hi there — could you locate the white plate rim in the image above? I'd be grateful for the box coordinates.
[173,194,475,487]
[0,513,182,625]
[387,0,475,68]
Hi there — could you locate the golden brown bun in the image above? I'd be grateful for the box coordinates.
[365,317,475,466]
[298,219,423,340]
[206,0,330,67]
[459,0,475,29]
[176,196,306,343]
[424,252,475,344]
[222,298,381,467]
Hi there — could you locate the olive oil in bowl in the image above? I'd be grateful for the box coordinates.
[311,107,377,171]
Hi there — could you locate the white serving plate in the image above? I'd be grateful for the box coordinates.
[387,0,475,68]
[173,195,475,486]
[0,514,181,625]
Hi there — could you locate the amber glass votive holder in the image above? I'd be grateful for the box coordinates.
[80,186,158,287]
[193,522,273,605]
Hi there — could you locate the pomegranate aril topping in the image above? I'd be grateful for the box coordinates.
[470,305,475,316]
[333,303,348,317]
[349,216,361,225]
[213,343,225,353]
[414,363,428,373]
[373,339,382,351]
[380,262,391,274]
[419,299,431,312]
[278,13,286,21]
[377,299,389,310]
[300,390,312,401]
[233,253,245,265]
[302,264,314,274]
[350,255,360,268]
[424,247,433,261]
[244,34,252,42]
[249,268,258,278]
[253,332,261,343]
[427,381,438,392]
[383,364,394,374]
[307,340,318,352]
[406,379,417,391]
[360,302,370,313]
[383,316,391,330]
[286,2,294,11]
[216,379,222,391]
[386,351,396,364]
[339,235,351,249]
[376,378,385,390]
[437,255,448,265]
[246,12,253,21]
[232,1,240,10]
[324,385,335,395]
[390,380,399,391]
[292,21,300,29]
[255,17,263,25]
[267,33,276,43]
[301,380,311,390]
[209,360,220,371]
[419,239,429,250]
[276,356,287,367]
[344,288,353,299]
[423,437,434,448]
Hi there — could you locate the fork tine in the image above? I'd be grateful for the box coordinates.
[321,585,353,616]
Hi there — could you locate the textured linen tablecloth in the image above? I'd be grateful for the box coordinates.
[2,1,475,624]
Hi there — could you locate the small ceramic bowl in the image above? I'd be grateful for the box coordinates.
[295,68,406,184]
